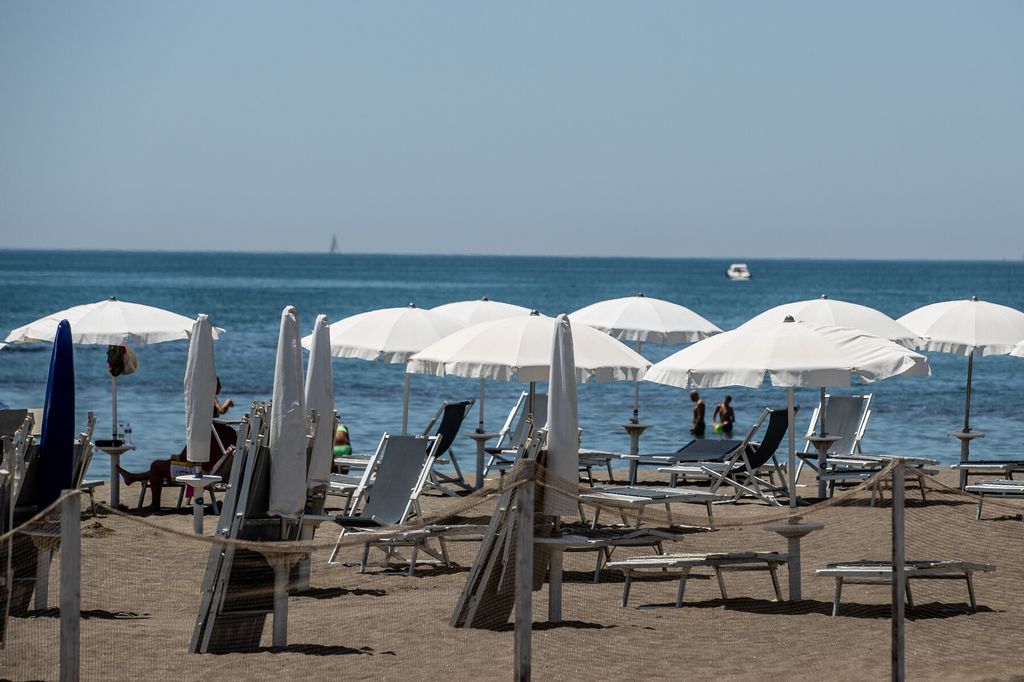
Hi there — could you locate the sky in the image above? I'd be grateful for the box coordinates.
[1,2,1021,259]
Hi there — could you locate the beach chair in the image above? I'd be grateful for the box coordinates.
[421,399,475,494]
[484,392,547,476]
[796,394,871,474]
[327,434,449,573]
[952,459,1024,488]
[71,413,102,515]
[964,480,1024,521]
[658,407,794,505]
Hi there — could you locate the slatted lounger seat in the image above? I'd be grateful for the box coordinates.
[815,560,997,617]
[578,486,729,529]
[954,461,1024,486]
[605,551,788,607]
[964,480,1024,520]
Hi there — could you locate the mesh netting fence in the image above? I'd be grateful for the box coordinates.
[2,458,1021,681]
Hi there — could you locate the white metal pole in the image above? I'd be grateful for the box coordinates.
[963,351,974,434]
[111,375,118,440]
[818,387,827,436]
[514,466,534,682]
[788,387,797,511]
[632,341,642,423]
[401,368,411,435]
[478,377,486,433]
[60,491,80,682]
[892,460,906,682]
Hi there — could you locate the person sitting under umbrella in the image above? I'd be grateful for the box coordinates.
[118,421,237,513]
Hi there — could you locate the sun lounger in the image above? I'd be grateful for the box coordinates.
[816,560,997,616]
[964,479,1024,520]
[952,460,1024,487]
[796,394,872,476]
[578,486,729,529]
[606,551,788,607]
[484,392,547,476]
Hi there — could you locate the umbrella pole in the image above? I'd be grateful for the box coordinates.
[632,341,641,423]
[111,375,118,440]
[963,351,974,434]
[818,387,827,436]
[528,382,536,420]
[788,387,797,511]
[402,368,411,435]
[478,378,486,433]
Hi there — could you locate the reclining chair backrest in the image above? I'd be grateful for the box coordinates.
[362,434,438,526]
[819,395,870,455]
[426,400,474,457]
[746,407,797,469]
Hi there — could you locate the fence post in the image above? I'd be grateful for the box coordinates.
[514,464,534,682]
[891,461,905,682]
[60,491,80,682]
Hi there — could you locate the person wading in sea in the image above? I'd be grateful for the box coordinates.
[689,390,706,438]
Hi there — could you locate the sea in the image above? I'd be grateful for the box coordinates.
[1,250,1022,477]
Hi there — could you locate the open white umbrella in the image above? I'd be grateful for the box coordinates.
[184,315,217,465]
[545,315,579,516]
[432,297,532,431]
[898,297,1024,467]
[4,297,226,437]
[570,293,721,422]
[304,314,334,490]
[741,294,920,435]
[645,316,929,509]
[269,306,307,521]
[304,304,462,434]
[1013,339,1024,358]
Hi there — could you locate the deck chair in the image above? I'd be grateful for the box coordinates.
[483,392,548,475]
[421,399,474,494]
[327,434,444,572]
[71,413,102,515]
[659,407,794,505]
[795,393,872,479]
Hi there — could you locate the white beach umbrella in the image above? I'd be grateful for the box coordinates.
[183,315,216,465]
[432,297,532,430]
[408,311,649,386]
[545,315,580,516]
[898,297,1024,452]
[269,306,307,521]
[3,296,225,440]
[741,294,920,435]
[645,316,929,509]
[304,303,462,434]
[570,293,721,422]
[304,314,334,490]
[1013,339,1024,358]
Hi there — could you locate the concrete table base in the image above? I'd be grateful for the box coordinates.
[763,518,825,601]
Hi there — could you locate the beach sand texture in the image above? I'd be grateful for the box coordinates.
[3,469,1022,681]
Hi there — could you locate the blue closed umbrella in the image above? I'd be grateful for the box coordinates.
[40,319,75,506]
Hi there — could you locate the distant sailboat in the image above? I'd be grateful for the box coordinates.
[328,234,340,254]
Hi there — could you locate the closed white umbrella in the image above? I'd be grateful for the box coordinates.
[269,306,307,521]
[898,296,1024,465]
[570,293,721,422]
[544,315,580,516]
[304,304,462,434]
[304,314,334,490]
[741,294,920,435]
[645,316,929,509]
[432,297,532,431]
[184,315,217,464]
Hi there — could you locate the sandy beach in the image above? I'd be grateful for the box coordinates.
[3,467,1022,682]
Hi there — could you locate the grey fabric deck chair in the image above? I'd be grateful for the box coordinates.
[660,407,794,505]
[484,392,547,476]
[327,434,442,569]
[796,393,872,478]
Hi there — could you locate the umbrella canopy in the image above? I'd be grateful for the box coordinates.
[268,306,307,520]
[39,320,75,506]
[1013,339,1024,358]
[304,303,463,434]
[897,297,1024,357]
[184,315,217,464]
[544,315,579,516]
[407,312,649,384]
[4,297,224,346]
[740,295,918,348]
[645,316,929,509]
[432,297,532,326]
[898,297,1024,454]
[569,293,721,344]
[308,303,462,364]
[304,314,335,490]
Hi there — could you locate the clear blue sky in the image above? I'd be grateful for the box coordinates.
[1,2,1021,258]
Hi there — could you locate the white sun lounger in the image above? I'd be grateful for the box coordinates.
[578,486,728,529]
[964,480,1024,521]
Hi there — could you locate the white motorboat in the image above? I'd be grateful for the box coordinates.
[726,263,751,280]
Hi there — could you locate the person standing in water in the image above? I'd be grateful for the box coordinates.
[689,390,706,437]
[713,395,735,434]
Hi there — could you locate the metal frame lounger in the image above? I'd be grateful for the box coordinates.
[606,552,788,607]
[816,560,997,617]
[796,393,872,479]
[953,461,1024,487]
[483,391,547,476]
[964,480,1024,521]
[578,486,728,529]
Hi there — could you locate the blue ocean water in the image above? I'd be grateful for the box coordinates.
[1,250,1022,476]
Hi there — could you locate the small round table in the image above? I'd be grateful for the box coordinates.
[465,431,500,490]
[806,434,841,499]
[94,443,134,509]
[947,430,985,488]
[763,518,825,601]
[174,474,222,534]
